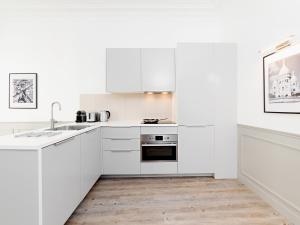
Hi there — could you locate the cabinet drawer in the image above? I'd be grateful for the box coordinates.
[141,126,178,134]
[103,151,140,175]
[102,127,140,138]
[141,162,178,174]
[103,138,140,151]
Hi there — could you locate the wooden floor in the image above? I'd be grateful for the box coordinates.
[66,177,289,225]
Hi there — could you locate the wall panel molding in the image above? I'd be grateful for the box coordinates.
[238,124,300,225]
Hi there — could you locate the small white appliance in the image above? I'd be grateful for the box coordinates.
[87,112,97,122]
[99,110,111,122]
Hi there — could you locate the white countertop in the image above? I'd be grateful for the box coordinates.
[0,121,178,150]
[100,121,178,127]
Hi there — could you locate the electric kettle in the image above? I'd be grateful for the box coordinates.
[99,110,111,122]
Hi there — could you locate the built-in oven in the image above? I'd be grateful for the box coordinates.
[141,134,177,162]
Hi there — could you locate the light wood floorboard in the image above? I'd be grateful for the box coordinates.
[66,177,289,225]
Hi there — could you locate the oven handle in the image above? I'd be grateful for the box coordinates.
[141,144,177,147]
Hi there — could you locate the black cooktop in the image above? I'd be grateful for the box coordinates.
[142,119,176,124]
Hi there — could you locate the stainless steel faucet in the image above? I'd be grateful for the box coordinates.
[50,101,62,129]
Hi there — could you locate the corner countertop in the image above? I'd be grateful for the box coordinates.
[0,121,178,150]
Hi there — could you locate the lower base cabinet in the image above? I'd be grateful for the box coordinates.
[178,126,214,174]
[0,150,39,225]
[0,125,218,225]
[102,127,141,175]
[43,128,101,225]
[80,129,102,198]
[141,162,177,174]
[103,150,140,175]
[42,136,81,225]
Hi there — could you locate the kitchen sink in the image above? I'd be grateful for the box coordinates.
[46,125,91,131]
[15,131,62,138]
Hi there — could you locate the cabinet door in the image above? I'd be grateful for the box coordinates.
[178,126,214,174]
[141,162,177,174]
[42,136,81,225]
[81,128,101,199]
[176,43,216,126]
[0,151,39,225]
[102,127,140,175]
[141,48,175,92]
[103,150,140,175]
[213,43,237,179]
[106,48,142,92]
[103,138,140,151]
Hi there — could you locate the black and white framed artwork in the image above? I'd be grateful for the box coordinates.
[9,73,38,109]
[263,45,300,113]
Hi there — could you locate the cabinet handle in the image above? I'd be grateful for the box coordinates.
[141,144,177,147]
[179,125,214,127]
[108,138,133,140]
[110,150,135,152]
[54,137,75,146]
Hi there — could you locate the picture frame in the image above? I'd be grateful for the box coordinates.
[9,73,38,109]
[263,45,300,114]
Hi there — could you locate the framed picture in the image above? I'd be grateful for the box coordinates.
[263,45,300,113]
[9,73,38,109]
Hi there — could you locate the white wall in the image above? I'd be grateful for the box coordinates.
[5,0,300,132]
[220,1,300,223]
[220,0,300,134]
[0,0,224,122]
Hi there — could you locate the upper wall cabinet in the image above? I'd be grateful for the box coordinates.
[141,48,175,92]
[106,48,142,93]
[176,43,216,126]
[176,43,236,127]
[106,48,175,93]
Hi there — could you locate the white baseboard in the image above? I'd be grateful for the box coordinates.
[239,172,300,225]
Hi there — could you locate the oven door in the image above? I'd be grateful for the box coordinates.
[141,144,177,162]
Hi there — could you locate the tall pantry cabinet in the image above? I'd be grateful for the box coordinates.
[176,43,237,179]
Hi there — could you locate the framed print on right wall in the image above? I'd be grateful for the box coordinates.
[263,44,300,113]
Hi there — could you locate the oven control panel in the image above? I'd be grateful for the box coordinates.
[141,134,177,145]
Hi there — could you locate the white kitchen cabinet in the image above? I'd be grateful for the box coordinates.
[106,48,176,93]
[103,150,140,175]
[176,43,237,179]
[141,48,175,92]
[103,138,140,151]
[106,48,142,93]
[140,126,177,134]
[141,162,177,174]
[176,43,216,126]
[0,150,39,225]
[213,43,237,179]
[102,127,140,139]
[80,128,101,199]
[178,126,214,174]
[102,127,141,175]
[42,136,81,225]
